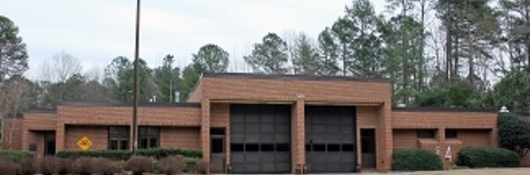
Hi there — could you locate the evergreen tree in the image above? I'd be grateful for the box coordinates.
[244,33,290,74]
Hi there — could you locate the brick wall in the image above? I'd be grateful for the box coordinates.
[27,131,44,155]
[65,125,108,150]
[160,127,200,150]
[392,129,417,149]
[210,103,229,127]
[199,76,391,103]
[58,105,201,126]
[2,119,23,150]
[392,111,497,129]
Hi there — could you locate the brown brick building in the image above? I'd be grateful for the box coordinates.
[2,73,529,173]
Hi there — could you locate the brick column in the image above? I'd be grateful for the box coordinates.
[201,99,211,170]
[293,99,305,173]
[490,128,498,147]
[438,127,446,143]
[56,124,65,151]
[376,102,392,172]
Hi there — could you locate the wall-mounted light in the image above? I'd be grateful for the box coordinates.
[499,106,509,113]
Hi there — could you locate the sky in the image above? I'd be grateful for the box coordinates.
[1,0,387,80]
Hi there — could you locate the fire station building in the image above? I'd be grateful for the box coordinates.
[3,73,529,173]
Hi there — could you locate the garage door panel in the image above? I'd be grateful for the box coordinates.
[232,153,245,163]
[231,134,244,142]
[245,153,260,163]
[245,135,260,142]
[230,104,291,174]
[275,135,289,143]
[306,105,357,173]
[244,164,260,172]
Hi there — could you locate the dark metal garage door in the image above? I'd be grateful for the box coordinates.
[230,104,291,173]
[305,105,356,173]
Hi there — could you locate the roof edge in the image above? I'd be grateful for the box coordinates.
[202,72,390,83]
[26,108,57,114]
[57,100,201,108]
[392,107,498,113]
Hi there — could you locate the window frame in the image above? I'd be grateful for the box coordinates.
[445,129,458,139]
[138,127,160,149]
[417,129,436,139]
[108,126,130,150]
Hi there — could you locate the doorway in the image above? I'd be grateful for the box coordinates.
[210,128,225,173]
[361,129,376,169]
[44,132,56,156]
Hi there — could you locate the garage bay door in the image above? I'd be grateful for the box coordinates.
[305,105,357,173]
[230,104,291,173]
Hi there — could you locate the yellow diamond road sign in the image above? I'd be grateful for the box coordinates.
[77,136,92,151]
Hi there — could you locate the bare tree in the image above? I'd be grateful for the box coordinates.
[41,52,82,83]
[0,75,29,148]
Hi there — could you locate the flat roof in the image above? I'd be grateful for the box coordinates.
[57,100,201,108]
[202,72,390,82]
[392,107,498,113]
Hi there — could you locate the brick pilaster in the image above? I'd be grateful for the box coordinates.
[490,128,498,147]
[201,99,211,171]
[438,127,446,143]
[291,98,306,172]
[376,102,392,172]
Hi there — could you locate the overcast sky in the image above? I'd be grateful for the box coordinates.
[2,0,387,80]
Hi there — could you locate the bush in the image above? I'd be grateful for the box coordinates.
[498,113,530,157]
[125,156,153,175]
[159,155,186,175]
[71,157,93,175]
[56,148,202,161]
[92,158,117,175]
[55,158,72,175]
[0,158,18,175]
[56,150,131,161]
[19,158,36,175]
[392,149,443,171]
[37,156,58,175]
[0,150,32,163]
[456,146,520,168]
[195,159,209,174]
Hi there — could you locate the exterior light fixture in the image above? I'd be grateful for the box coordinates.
[499,106,509,113]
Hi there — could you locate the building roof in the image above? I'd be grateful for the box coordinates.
[57,100,201,108]
[202,72,390,82]
[392,107,498,113]
[25,108,57,114]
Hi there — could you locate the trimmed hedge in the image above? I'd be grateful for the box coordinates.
[56,148,201,160]
[456,146,520,168]
[392,149,443,171]
[0,150,32,163]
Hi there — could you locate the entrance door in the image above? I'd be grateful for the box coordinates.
[361,129,376,169]
[305,105,357,173]
[44,132,56,155]
[210,128,225,173]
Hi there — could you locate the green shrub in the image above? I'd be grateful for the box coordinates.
[125,156,153,175]
[0,150,32,163]
[392,149,443,171]
[0,158,18,175]
[456,146,520,168]
[185,158,199,173]
[56,150,130,161]
[56,148,202,161]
